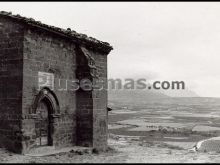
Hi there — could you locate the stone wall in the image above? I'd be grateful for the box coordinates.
[90,50,108,151]
[22,27,77,153]
[0,17,24,153]
[75,46,108,150]
[0,17,110,154]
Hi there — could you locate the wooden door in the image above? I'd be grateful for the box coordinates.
[35,100,49,146]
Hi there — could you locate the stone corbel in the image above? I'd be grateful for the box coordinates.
[80,46,99,78]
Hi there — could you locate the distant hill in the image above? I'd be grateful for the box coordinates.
[107,78,199,107]
[161,88,199,97]
[108,88,169,105]
[108,88,199,107]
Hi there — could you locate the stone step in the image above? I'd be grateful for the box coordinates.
[25,146,92,157]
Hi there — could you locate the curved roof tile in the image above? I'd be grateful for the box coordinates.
[0,11,113,54]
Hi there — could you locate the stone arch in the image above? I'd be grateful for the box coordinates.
[30,87,60,147]
[32,87,60,114]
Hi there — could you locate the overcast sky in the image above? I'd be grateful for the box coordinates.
[1,2,220,97]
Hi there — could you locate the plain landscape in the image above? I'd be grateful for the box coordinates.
[1,96,220,163]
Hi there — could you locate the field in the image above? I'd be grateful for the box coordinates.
[1,97,220,163]
[108,97,220,150]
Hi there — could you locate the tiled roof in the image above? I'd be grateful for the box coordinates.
[0,11,113,53]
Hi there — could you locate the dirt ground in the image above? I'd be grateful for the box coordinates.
[1,135,220,163]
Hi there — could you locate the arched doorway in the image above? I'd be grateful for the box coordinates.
[32,88,60,147]
[35,98,53,146]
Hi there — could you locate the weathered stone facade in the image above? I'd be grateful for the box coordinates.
[0,11,112,154]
